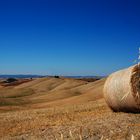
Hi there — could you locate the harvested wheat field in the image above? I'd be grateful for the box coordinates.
[0,77,140,140]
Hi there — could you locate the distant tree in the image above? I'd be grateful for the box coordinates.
[54,75,60,78]
[6,78,17,83]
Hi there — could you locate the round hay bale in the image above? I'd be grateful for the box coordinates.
[104,65,140,113]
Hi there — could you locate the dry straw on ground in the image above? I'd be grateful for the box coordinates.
[104,65,140,112]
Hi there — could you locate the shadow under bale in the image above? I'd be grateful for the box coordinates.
[104,65,140,113]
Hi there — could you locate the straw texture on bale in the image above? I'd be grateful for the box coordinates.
[104,65,140,113]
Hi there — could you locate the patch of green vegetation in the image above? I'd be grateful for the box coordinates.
[0,98,28,106]
[0,88,35,98]
[0,101,16,106]
[73,91,82,96]
[54,75,60,78]
[5,78,18,83]
[8,88,35,98]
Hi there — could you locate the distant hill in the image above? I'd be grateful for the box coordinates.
[0,75,46,79]
[65,76,106,79]
[0,77,106,109]
[0,75,106,79]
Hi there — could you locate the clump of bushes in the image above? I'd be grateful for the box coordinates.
[54,76,60,78]
[5,78,18,83]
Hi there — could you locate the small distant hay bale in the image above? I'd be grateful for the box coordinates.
[104,65,140,113]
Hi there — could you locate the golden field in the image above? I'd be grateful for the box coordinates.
[0,77,139,140]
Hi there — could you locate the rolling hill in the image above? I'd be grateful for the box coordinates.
[0,77,105,110]
[0,77,139,140]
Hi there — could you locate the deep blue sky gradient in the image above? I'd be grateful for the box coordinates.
[0,0,140,75]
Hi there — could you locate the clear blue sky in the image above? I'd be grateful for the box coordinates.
[0,0,139,76]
